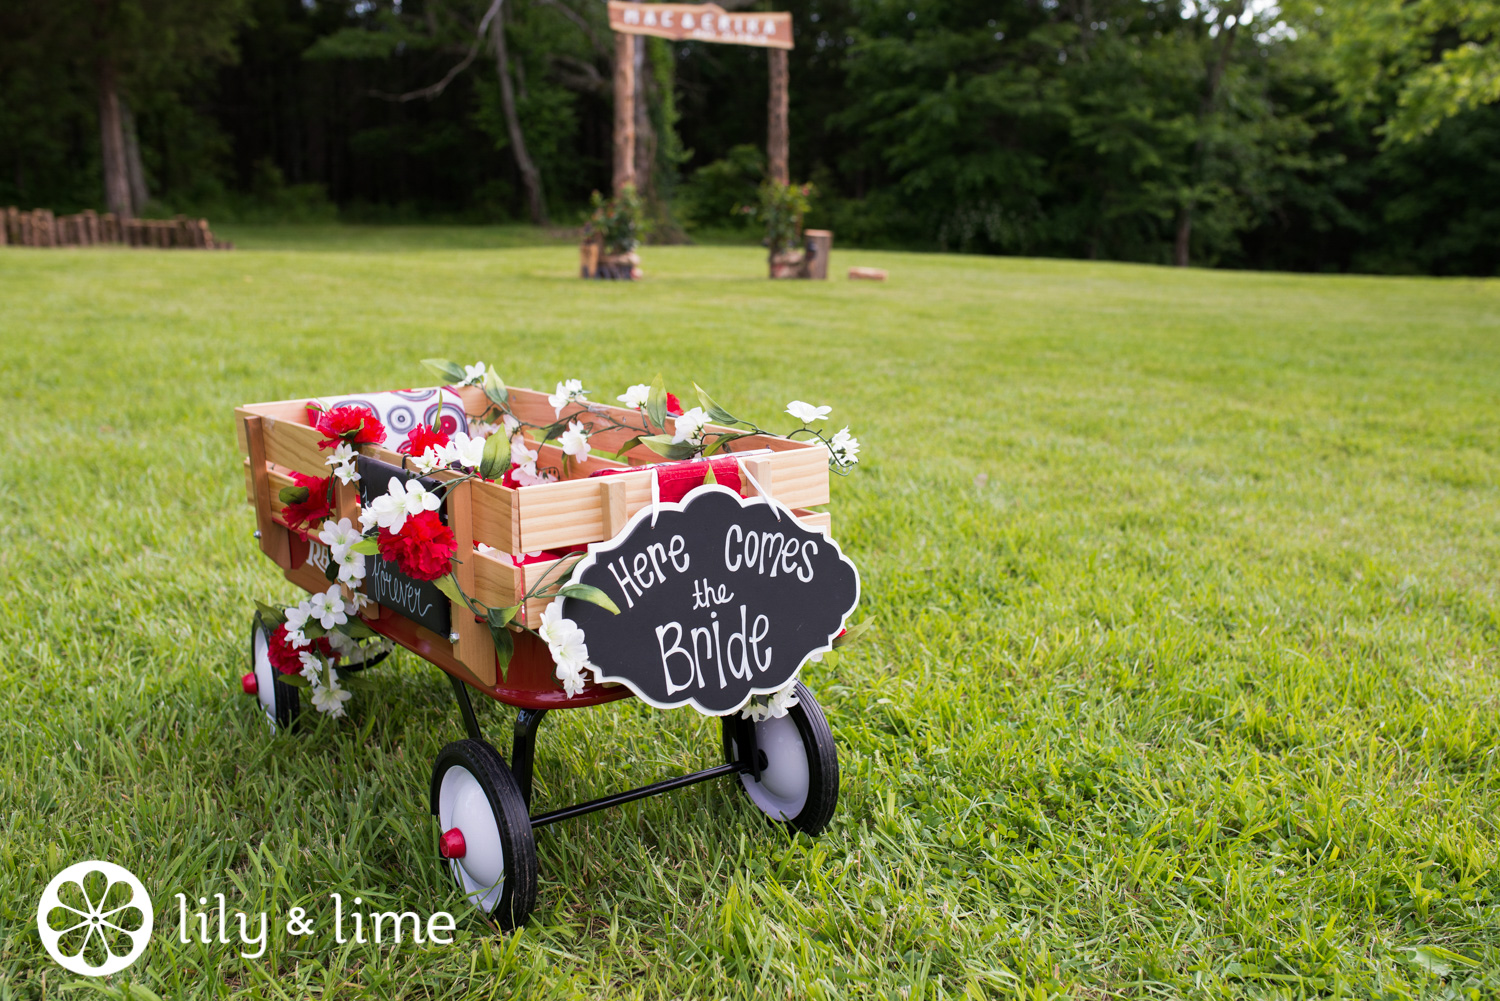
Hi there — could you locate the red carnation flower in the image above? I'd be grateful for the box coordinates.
[665,393,684,416]
[281,473,334,535]
[266,624,338,675]
[312,405,385,450]
[378,509,457,581]
[399,423,450,458]
[267,624,303,675]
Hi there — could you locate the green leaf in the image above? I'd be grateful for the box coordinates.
[694,382,737,425]
[703,464,717,485]
[646,373,668,430]
[277,672,312,689]
[482,368,508,406]
[278,485,310,505]
[540,420,568,443]
[350,538,381,556]
[254,601,287,629]
[336,618,378,639]
[323,559,339,584]
[421,358,466,382]
[559,583,621,614]
[433,574,465,606]
[1401,945,1478,977]
[640,434,698,461]
[701,431,751,457]
[303,622,327,640]
[480,428,510,480]
[833,620,872,648]
[485,610,516,680]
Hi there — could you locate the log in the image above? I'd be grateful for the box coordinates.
[768,48,789,187]
[804,229,832,280]
[613,28,636,195]
[848,266,887,281]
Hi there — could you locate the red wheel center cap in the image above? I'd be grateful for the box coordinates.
[439,828,467,859]
[241,672,258,696]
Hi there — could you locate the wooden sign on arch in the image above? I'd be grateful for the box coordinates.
[609,2,793,195]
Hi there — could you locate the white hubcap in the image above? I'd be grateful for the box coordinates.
[737,714,810,820]
[437,765,506,911]
[251,628,277,730]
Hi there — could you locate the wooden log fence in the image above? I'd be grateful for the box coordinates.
[0,208,232,249]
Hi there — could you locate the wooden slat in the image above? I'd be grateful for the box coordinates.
[519,556,580,628]
[243,415,292,569]
[447,479,495,686]
[600,479,628,539]
[514,443,827,551]
[792,508,831,536]
[470,477,521,554]
[472,549,523,610]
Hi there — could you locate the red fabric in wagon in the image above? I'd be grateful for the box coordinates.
[589,454,744,503]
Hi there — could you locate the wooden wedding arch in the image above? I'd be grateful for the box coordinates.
[606,1,793,194]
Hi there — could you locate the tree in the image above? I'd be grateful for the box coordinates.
[1294,0,1500,144]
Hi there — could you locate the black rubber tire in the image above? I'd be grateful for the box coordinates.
[721,681,839,836]
[428,739,538,930]
[249,614,301,731]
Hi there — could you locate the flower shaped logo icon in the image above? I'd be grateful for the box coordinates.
[37,861,153,976]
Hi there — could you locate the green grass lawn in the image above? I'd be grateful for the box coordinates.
[1,230,1498,999]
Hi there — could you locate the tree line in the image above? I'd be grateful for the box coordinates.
[1,0,1496,274]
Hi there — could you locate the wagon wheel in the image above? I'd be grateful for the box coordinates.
[721,681,839,836]
[242,614,301,732]
[429,739,538,930]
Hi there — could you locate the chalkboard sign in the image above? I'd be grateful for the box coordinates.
[356,456,452,637]
[561,485,859,715]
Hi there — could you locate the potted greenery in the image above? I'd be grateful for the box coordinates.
[746,181,815,278]
[581,184,646,280]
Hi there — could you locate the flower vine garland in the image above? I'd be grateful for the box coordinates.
[264,359,864,720]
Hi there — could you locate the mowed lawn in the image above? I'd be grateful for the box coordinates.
[1,229,1498,999]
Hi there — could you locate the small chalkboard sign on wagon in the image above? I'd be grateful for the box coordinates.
[562,485,859,715]
[356,455,451,637]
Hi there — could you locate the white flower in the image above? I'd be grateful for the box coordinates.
[318,518,362,561]
[827,426,860,466]
[512,466,552,486]
[312,678,353,718]
[740,681,801,722]
[411,446,446,475]
[469,419,502,438]
[462,361,487,386]
[325,443,361,484]
[283,604,312,649]
[358,507,379,532]
[672,407,710,446]
[308,586,348,629]
[442,431,486,470]
[510,436,538,472]
[347,590,372,612]
[298,650,323,684]
[326,630,358,658]
[547,378,587,415]
[539,601,592,698]
[786,401,831,424]
[502,413,521,435]
[618,384,651,410]
[337,553,366,584]
[559,421,591,461]
[538,601,570,648]
[371,476,440,534]
[555,660,588,698]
